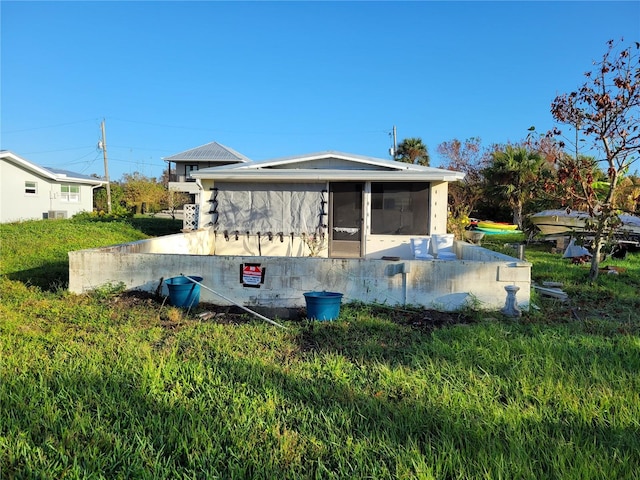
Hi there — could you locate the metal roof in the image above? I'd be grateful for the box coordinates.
[192,151,465,182]
[163,142,251,163]
[1,150,106,185]
[46,167,102,182]
[248,150,406,169]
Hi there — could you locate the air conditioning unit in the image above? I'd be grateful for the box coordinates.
[48,210,68,219]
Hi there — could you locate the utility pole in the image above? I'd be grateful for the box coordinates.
[393,125,397,158]
[100,119,112,214]
[389,125,398,159]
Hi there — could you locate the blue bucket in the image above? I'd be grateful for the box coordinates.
[303,291,343,321]
[165,276,203,308]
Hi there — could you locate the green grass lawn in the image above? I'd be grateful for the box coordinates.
[1,220,639,479]
[482,233,640,327]
[0,216,182,290]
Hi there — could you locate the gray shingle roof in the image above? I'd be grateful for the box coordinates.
[163,142,251,163]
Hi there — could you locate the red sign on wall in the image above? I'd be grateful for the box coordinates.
[240,263,265,288]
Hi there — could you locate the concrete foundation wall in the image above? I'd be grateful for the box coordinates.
[69,234,530,313]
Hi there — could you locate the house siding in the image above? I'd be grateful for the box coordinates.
[1,162,47,221]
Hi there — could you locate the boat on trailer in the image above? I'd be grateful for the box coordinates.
[530,209,640,238]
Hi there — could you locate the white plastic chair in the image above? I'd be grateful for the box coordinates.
[431,234,457,260]
[410,237,434,260]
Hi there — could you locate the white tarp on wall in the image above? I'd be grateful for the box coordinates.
[214,182,326,234]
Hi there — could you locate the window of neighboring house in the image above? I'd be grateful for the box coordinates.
[60,184,80,202]
[371,182,429,235]
[186,165,198,176]
[25,181,38,195]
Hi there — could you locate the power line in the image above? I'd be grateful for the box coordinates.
[5,115,395,172]
[3,115,391,138]
[108,117,213,131]
[107,157,166,167]
[108,144,172,153]
[2,119,96,134]
[16,146,96,155]
[66,149,101,165]
[107,116,390,137]
[77,153,102,175]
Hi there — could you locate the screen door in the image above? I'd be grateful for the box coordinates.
[329,182,363,258]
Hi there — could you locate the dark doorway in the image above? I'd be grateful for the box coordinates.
[329,182,363,258]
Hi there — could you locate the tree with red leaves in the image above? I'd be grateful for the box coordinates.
[551,40,640,282]
[437,137,488,219]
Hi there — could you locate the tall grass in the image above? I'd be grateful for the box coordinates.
[1,220,639,479]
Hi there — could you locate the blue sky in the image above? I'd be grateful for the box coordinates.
[1,1,638,181]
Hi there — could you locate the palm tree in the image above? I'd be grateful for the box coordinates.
[615,175,640,214]
[395,137,430,166]
[482,146,545,229]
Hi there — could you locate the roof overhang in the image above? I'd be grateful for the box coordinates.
[193,169,464,182]
[1,150,107,186]
[191,150,465,182]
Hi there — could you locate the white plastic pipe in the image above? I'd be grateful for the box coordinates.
[180,274,287,329]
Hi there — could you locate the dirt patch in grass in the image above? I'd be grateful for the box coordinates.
[389,308,474,332]
[111,290,163,308]
[113,290,257,326]
[348,303,477,333]
[113,290,474,331]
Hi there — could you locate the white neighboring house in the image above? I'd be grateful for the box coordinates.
[0,150,106,223]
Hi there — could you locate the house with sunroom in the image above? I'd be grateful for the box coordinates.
[0,150,106,223]
[69,147,532,312]
[190,150,465,259]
